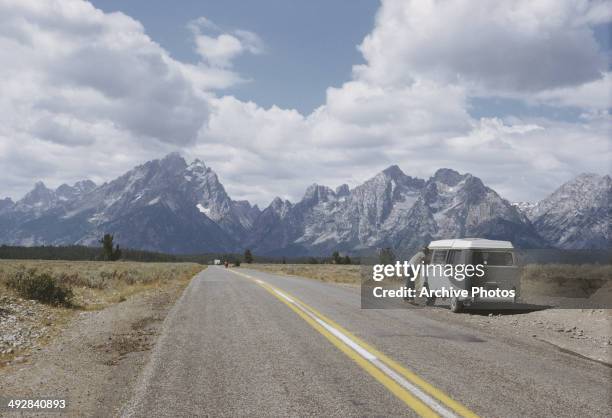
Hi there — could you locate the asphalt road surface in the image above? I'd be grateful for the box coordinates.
[122,266,611,417]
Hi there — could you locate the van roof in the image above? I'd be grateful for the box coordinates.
[428,238,514,250]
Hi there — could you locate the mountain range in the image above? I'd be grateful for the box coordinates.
[0,153,609,255]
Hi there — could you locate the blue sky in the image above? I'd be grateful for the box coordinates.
[0,0,610,206]
[91,0,611,120]
[91,0,379,114]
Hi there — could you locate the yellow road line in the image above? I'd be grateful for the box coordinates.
[227,268,479,418]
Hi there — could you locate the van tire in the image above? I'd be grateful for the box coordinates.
[449,297,463,313]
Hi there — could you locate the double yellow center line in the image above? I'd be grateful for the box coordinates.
[227,268,479,418]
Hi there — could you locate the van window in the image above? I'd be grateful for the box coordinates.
[448,250,462,265]
[472,251,514,266]
[431,250,448,264]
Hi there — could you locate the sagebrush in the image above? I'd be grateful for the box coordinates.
[6,268,73,306]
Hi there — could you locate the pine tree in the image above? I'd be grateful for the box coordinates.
[332,251,342,264]
[379,247,395,265]
[244,249,254,264]
[100,234,121,261]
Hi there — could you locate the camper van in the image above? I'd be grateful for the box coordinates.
[421,238,520,312]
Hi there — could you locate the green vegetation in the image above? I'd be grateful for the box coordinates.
[0,244,363,265]
[379,247,395,264]
[6,268,73,306]
[332,251,341,264]
[0,244,182,262]
[0,260,204,309]
[332,251,351,265]
[100,233,122,261]
[244,249,253,264]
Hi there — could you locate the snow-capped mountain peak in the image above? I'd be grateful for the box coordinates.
[0,156,607,254]
[527,173,611,249]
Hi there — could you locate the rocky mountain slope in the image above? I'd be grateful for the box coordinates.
[0,153,258,253]
[247,166,545,256]
[520,174,611,249]
[0,154,608,255]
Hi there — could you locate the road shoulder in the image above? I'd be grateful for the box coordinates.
[0,277,191,416]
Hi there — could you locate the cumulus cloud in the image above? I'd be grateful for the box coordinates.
[0,0,610,207]
[188,17,264,68]
[0,0,216,147]
[0,0,253,199]
[193,0,611,204]
[533,72,612,110]
[355,0,608,93]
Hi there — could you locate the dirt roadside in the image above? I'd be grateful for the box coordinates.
[0,276,193,417]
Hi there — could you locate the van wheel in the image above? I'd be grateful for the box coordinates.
[449,297,463,313]
[424,284,436,306]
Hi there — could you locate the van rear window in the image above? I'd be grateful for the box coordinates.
[472,251,514,266]
[431,250,448,264]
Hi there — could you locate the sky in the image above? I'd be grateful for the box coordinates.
[0,0,610,207]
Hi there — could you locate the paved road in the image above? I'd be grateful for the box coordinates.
[123,266,611,417]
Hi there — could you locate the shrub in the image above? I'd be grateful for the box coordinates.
[7,268,73,306]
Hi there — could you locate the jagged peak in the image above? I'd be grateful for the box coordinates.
[56,180,96,196]
[188,158,207,169]
[33,180,49,190]
[19,180,55,206]
[270,196,291,206]
[302,183,334,203]
[74,179,96,190]
[269,196,292,217]
[56,183,73,192]
[335,184,350,197]
[382,164,405,179]
[432,168,467,186]
[158,152,187,171]
[162,151,183,161]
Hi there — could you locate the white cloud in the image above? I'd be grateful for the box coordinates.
[0,0,609,208]
[0,0,257,199]
[188,17,264,68]
[533,72,611,110]
[355,0,608,93]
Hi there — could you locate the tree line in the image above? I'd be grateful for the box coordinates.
[0,237,369,265]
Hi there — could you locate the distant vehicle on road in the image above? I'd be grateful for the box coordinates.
[422,238,520,312]
[214,259,221,265]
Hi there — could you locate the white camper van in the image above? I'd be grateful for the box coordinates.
[422,238,520,312]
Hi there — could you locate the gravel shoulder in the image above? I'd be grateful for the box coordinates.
[0,277,191,417]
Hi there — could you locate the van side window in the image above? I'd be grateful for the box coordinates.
[472,251,514,266]
[431,250,448,264]
[448,250,462,265]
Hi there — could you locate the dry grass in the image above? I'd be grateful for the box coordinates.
[247,263,612,294]
[521,263,612,298]
[521,263,612,282]
[246,263,362,284]
[0,260,204,310]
